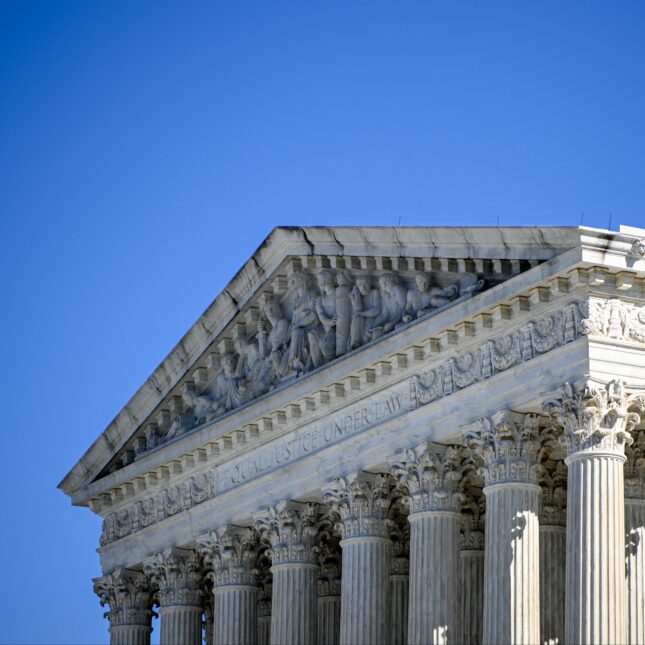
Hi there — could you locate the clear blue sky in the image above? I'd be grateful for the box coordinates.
[1,2,644,643]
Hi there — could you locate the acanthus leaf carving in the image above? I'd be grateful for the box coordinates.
[93,568,154,627]
[142,547,203,608]
[625,430,645,500]
[543,380,645,457]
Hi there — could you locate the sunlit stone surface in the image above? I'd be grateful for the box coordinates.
[60,225,645,644]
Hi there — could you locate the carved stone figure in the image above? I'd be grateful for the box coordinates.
[182,389,214,427]
[349,276,382,349]
[335,270,353,356]
[314,270,338,365]
[257,295,290,385]
[210,352,249,415]
[402,272,436,323]
[368,272,407,339]
[287,272,321,372]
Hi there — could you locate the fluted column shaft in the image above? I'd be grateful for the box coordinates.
[460,549,484,645]
[318,594,341,645]
[108,626,152,645]
[408,511,460,644]
[626,499,645,644]
[483,483,541,645]
[389,566,408,645]
[158,606,202,645]
[270,562,318,645]
[565,451,627,644]
[540,525,566,645]
[339,535,390,644]
[213,585,258,645]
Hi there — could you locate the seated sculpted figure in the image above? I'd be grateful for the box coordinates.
[233,330,264,397]
[349,276,382,349]
[210,352,249,416]
[368,272,407,339]
[257,295,290,385]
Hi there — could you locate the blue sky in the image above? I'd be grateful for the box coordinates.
[1,2,644,643]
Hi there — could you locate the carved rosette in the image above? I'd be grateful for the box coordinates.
[464,412,545,486]
[254,500,319,565]
[143,548,203,608]
[197,525,259,588]
[390,443,467,514]
[322,472,393,539]
[539,460,567,526]
[93,568,154,627]
[543,380,644,458]
[625,430,645,499]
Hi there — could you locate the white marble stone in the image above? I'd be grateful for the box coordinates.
[57,225,645,645]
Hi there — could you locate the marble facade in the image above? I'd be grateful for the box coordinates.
[60,225,645,644]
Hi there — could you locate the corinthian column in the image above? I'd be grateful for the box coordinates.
[143,548,203,645]
[539,459,567,645]
[625,430,645,644]
[198,526,259,645]
[254,500,319,645]
[390,443,464,645]
[323,472,392,645]
[459,481,485,645]
[544,380,644,645]
[464,411,544,645]
[94,569,154,645]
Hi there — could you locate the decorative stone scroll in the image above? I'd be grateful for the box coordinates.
[411,301,585,409]
[543,380,644,456]
[117,265,486,468]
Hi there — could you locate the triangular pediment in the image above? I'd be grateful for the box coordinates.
[60,226,591,497]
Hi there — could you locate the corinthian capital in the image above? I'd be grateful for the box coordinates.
[254,500,319,565]
[93,568,153,627]
[143,547,203,607]
[390,443,466,513]
[625,430,645,499]
[322,471,393,539]
[464,411,545,486]
[543,380,644,457]
[197,525,259,587]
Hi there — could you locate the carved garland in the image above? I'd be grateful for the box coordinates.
[100,299,588,546]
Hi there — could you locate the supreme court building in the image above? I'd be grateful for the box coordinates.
[60,225,645,645]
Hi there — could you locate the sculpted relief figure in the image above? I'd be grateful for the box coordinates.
[349,276,382,349]
[210,352,249,416]
[314,270,339,366]
[287,272,321,373]
[335,270,353,355]
[257,295,289,385]
[368,272,407,339]
[233,330,264,397]
[402,272,459,323]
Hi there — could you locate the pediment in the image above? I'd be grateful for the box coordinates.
[60,226,590,497]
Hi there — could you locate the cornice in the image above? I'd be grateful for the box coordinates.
[79,263,645,520]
